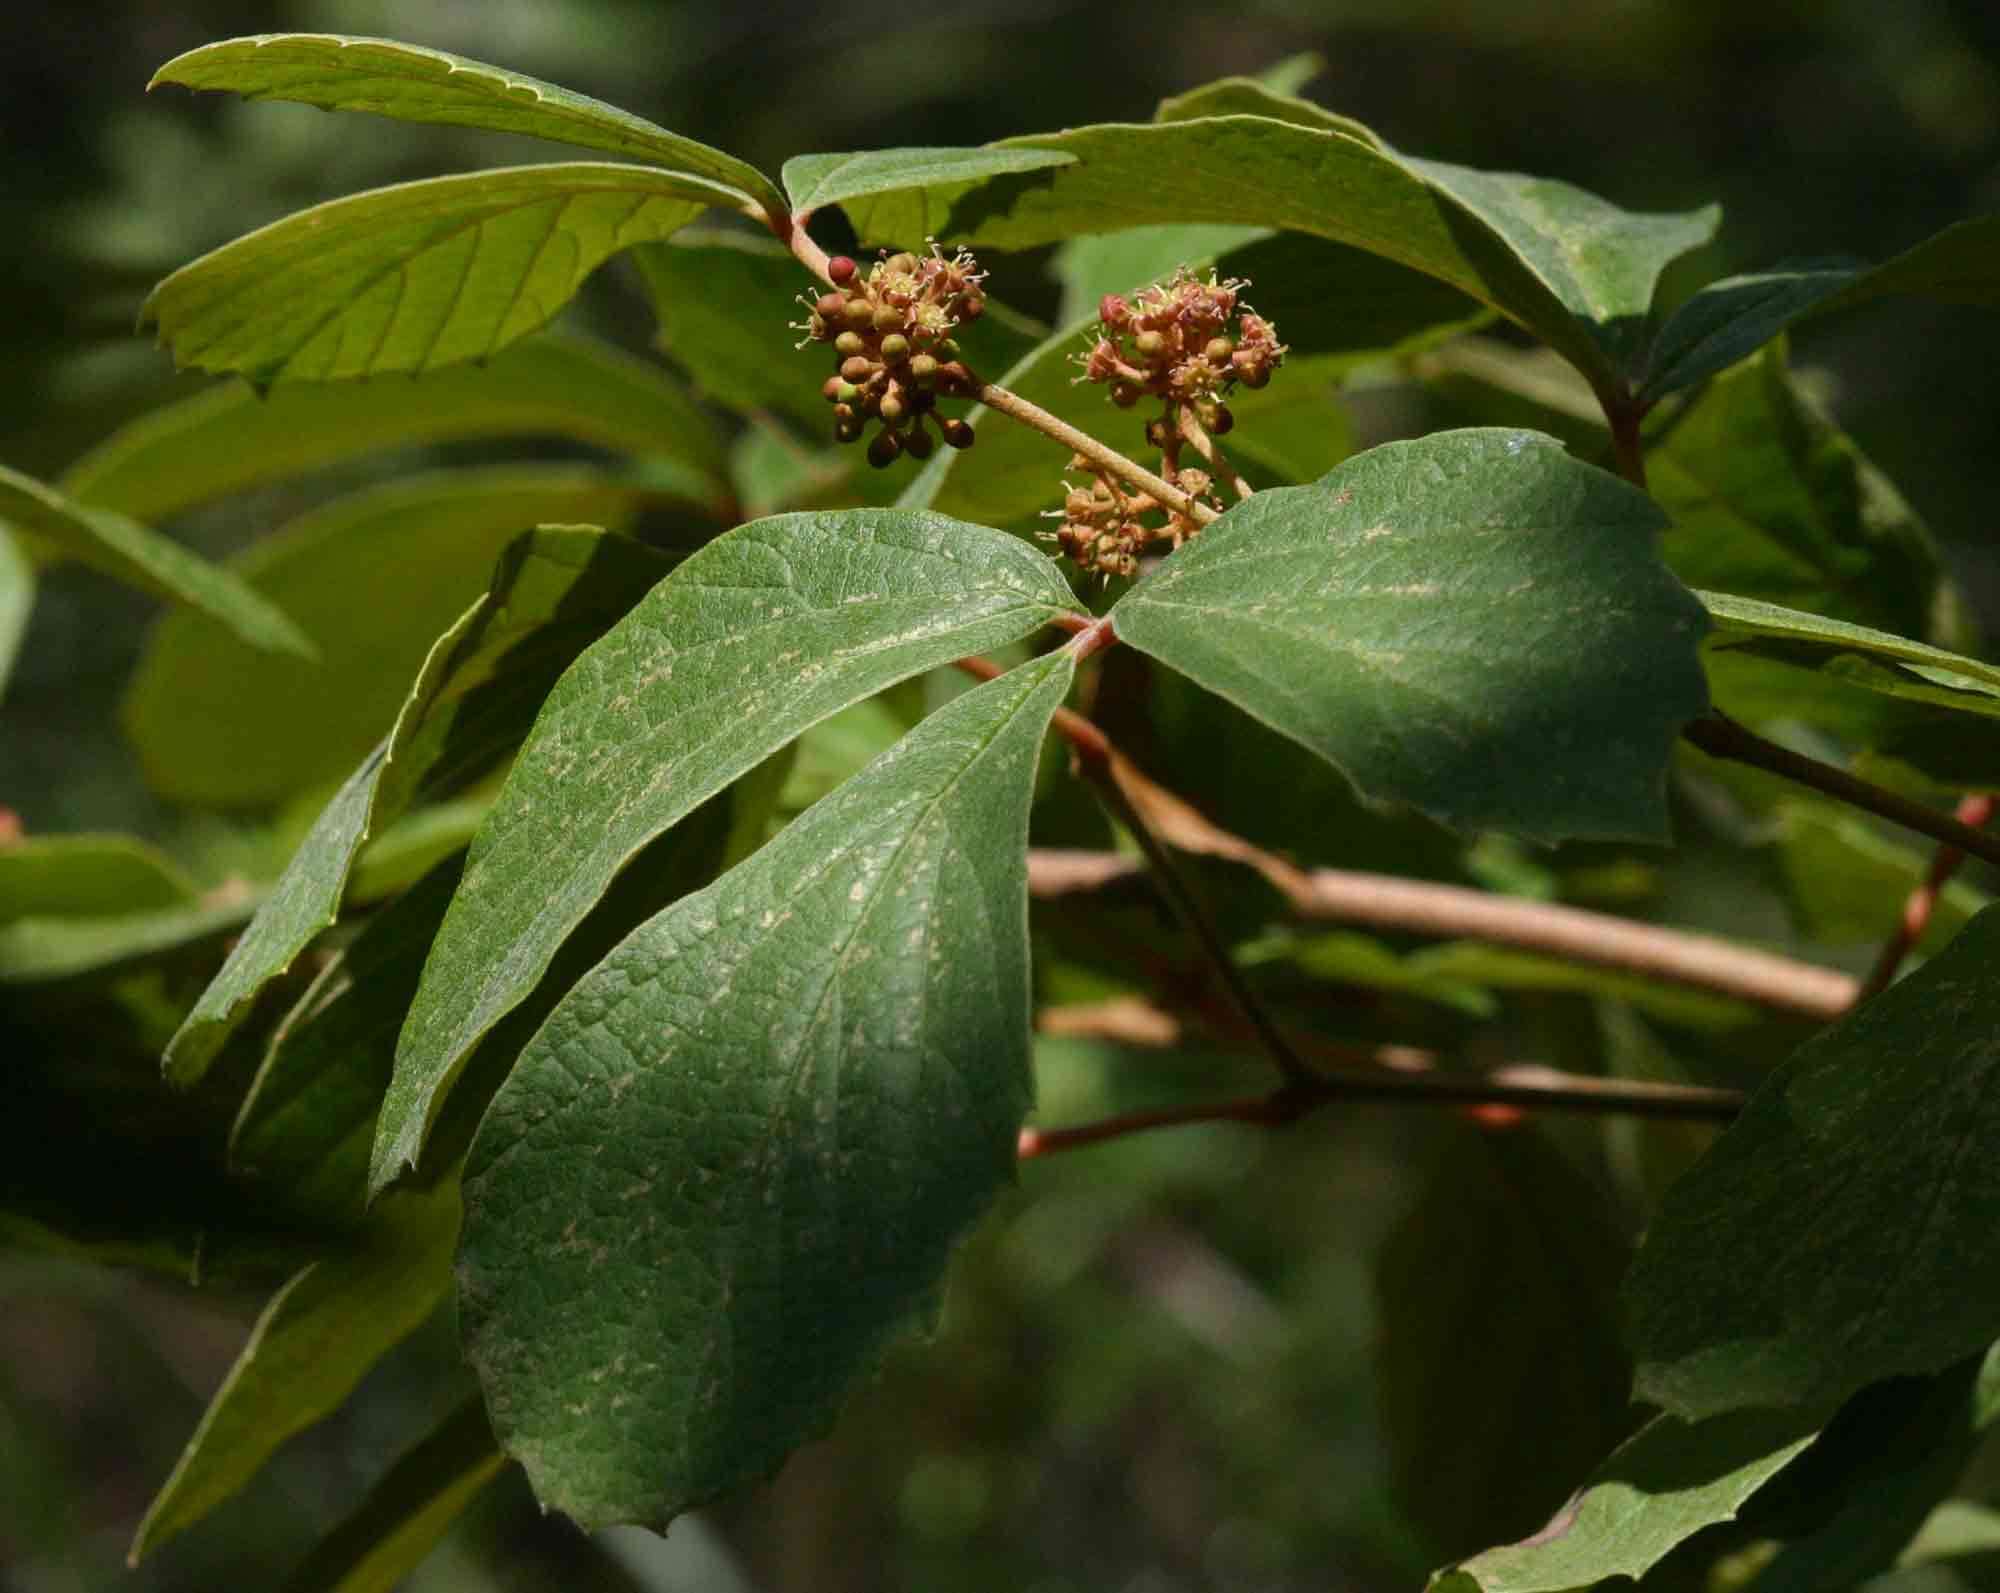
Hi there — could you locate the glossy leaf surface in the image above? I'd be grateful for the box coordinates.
[782,146,1076,218]
[1627,906,2000,1419]
[144,163,736,386]
[1110,429,1710,843]
[152,33,784,220]
[460,653,1072,1528]
[377,509,1082,1190]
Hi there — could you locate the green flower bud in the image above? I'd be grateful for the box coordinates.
[887,252,919,275]
[879,332,911,363]
[908,352,939,383]
[842,297,876,328]
[834,330,867,357]
[1206,336,1235,366]
[873,304,904,333]
[1134,330,1167,359]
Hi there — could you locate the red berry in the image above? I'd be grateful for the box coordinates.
[828,256,857,284]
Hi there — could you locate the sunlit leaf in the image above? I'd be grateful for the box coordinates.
[152,33,785,222]
[459,653,1073,1528]
[782,146,1076,219]
[1109,429,1710,843]
[144,163,737,387]
[376,508,1083,1191]
[1703,589,2000,712]
[0,526,29,702]
[1432,1408,1819,1592]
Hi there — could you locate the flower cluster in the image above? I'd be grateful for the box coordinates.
[1047,457,1217,579]
[1080,267,1286,420]
[798,247,983,466]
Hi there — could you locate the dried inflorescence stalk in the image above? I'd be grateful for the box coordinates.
[1049,268,1286,578]
[796,246,984,467]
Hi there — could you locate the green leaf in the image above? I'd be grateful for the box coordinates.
[929,231,1478,533]
[1432,1408,1820,1592]
[60,330,728,525]
[1642,215,2000,401]
[1109,429,1710,843]
[376,508,1083,1192]
[459,651,1073,1529]
[1741,1357,1995,1593]
[1640,260,1865,401]
[0,463,312,658]
[231,858,466,1230]
[1627,905,2000,1420]
[781,147,1077,219]
[0,833,197,923]
[128,1181,459,1564]
[152,33,785,223]
[1397,153,1718,374]
[1154,75,1381,144]
[1650,344,1962,646]
[122,466,666,808]
[832,116,1713,392]
[279,1395,503,1593]
[1377,1123,1635,1559]
[164,526,670,1085]
[143,163,737,387]
[1702,590,2000,712]
[0,895,258,986]
[0,525,30,703]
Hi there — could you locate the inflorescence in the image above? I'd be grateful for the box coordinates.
[798,246,984,467]
[1049,268,1285,578]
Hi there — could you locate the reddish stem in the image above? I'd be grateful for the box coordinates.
[1857,792,1996,1001]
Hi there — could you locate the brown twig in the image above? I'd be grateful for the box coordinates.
[1018,1064,1742,1159]
[969,375,1221,528]
[1857,792,1996,1001]
[1684,713,2000,872]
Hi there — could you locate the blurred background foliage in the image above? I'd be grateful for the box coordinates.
[4,1,2000,1589]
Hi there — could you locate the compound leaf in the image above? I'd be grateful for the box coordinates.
[459,652,1073,1528]
[1109,429,1710,843]
[375,509,1082,1192]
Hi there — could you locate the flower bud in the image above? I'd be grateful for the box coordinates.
[1134,330,1167,360]
[1206,336,1235,366]
[879,391,906,422]
[842,297,876,328]
[828,256,858,285]
[873,304,903,333]
[816,291,847,320]
[822,375,847,403]
[834,330,866,357]
[879,332,911,363]
[887,252,919,275]
[1110,381,1141,408]
[840,354,875,383]
[867,429,904,468]
[904,423,937,459]
[1098,294,1129,328]
[908,352,939,383]
[834,415,863,444]
[1207,402,1234,435]
[941,418,975,450]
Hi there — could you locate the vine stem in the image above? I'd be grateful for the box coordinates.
[1018,1065,1743,1159]
[1857,791,1996,1001]
[1684,712,2000,871]
[968,375,1221,528]
[1176,403,1254,500]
